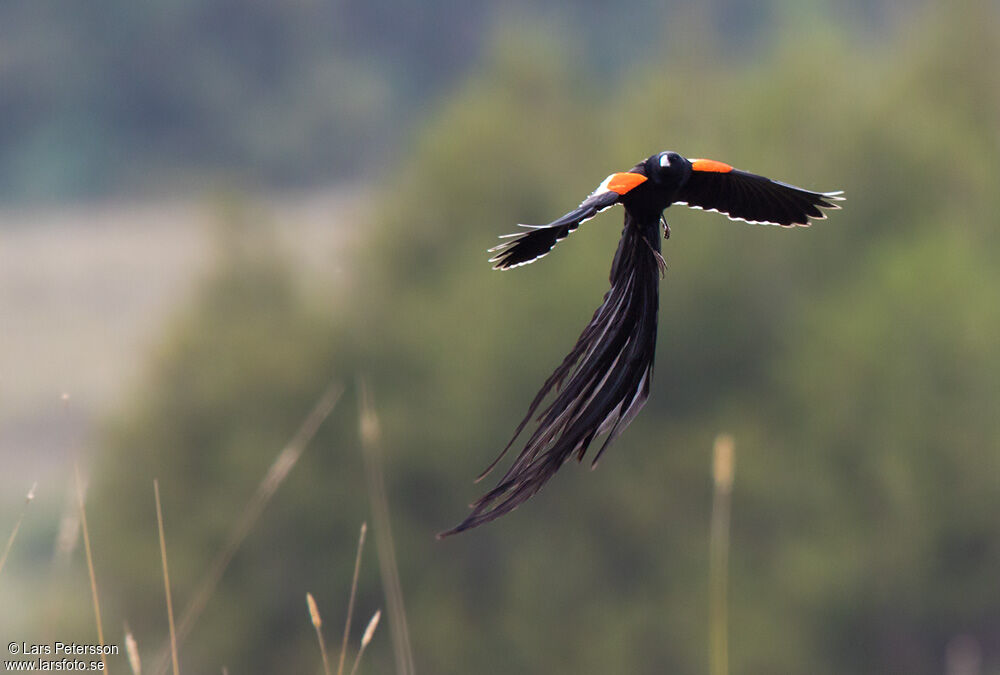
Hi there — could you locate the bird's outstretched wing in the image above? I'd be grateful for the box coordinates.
[488,172,647,269]
[676,159,843,226]
[440,213,662,537]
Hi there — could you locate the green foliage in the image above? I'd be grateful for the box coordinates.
[84,4,1000,674]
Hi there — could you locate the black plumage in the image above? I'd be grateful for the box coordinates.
[439,151,842,537]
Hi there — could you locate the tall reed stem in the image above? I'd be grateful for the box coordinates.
[359,378,415,675]
[709,434,735,675]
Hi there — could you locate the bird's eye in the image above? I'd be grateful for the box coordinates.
[659,153,671,167]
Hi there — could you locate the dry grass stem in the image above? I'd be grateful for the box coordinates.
[75,463,108,673]
[155,480,180,675]
[150,381,343,675]
[42,477,84,643]
[713,434,734,493]
[54,488,83,562]
[306,593,332,675]
[348,610,381,675]
[0,481,37,577]
[125,624,142,674]
[709,433,736,675]
[359,379,416,675]
[337,522,367,675]
[307,592,323,629]
[360,609,380,648]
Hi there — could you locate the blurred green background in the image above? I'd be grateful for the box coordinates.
[2,1,999,673]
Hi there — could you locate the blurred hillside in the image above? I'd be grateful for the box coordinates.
[1,0,919,203]
[3,1,999,675]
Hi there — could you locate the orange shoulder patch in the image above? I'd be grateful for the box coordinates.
[691,158,733,173]
[606,172,647,194]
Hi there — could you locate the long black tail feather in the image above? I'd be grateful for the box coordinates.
[439,214,662,537]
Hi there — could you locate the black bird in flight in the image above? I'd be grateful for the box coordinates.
[439,151,842,537]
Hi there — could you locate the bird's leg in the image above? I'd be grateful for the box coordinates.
[661,216,671,240]
[642,235,667,278]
